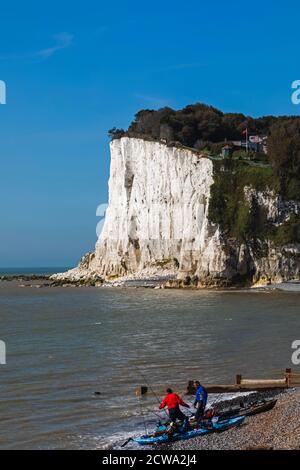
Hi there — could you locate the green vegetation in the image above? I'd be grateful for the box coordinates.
[124,104,280,146]
[109,102,300,183]
[285,177,300,200]
[270,214,300,246]
[231,149,268,164]
[208,164,279,243]
[268,122,300,175]
[108,127,126,140]
[208,162,300,246]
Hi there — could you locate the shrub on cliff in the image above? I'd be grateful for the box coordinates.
[271,214,300,246]
[208,164,280,243]
[285,177,300,200]
[268,124,300,175]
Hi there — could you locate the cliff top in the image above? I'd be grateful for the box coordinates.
[108,103,300,185]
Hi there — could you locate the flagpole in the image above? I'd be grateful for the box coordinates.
[246,128,248,153]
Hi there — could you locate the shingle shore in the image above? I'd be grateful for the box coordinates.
[167,390,300,450]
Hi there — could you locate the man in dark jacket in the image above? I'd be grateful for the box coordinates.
[193,381,208,422]
[159,388,190,422]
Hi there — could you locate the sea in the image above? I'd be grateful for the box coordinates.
[0,268,299,449]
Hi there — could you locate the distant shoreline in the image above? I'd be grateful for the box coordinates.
[0,274,300,292]
[0,267,70,276]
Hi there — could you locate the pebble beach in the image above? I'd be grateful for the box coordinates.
[168,390,300,450]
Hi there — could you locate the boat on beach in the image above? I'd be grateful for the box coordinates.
[132,415,245,446]
[216,399,277,420]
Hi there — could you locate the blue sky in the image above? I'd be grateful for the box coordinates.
[0,0,299,267]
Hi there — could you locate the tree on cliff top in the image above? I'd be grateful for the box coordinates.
[110,102,300,179]
[108,127,126,139]
[120,103,266,147]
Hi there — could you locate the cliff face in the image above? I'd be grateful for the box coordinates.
[56,137,300,286]
[82,137,225,280]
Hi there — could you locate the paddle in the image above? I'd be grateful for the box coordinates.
[121,437,133,448]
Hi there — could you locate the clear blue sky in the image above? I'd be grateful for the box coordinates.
[0,0,299,267]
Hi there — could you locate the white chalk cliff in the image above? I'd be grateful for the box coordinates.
[54,137,300,286]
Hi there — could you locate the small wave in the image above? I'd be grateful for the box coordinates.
[206,391,254,406]
[94,430,141,450]
[251,282,300,292]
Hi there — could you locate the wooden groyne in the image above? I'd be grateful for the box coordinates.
[285,368,300,387]
[135,369,300,396]
[187,369,300,394]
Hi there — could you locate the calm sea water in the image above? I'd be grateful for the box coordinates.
[0,275,299,449]
[0,267,70,276]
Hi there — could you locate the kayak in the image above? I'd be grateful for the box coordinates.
[217,399,277,420]
[133,415,245,446]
